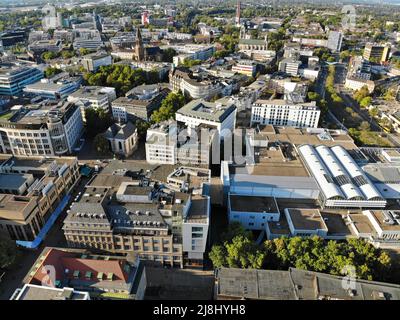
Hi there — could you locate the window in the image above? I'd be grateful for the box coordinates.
[192,233,203,238]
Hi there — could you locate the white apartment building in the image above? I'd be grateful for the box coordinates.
[0,102,83,156]
[251,98,320,128]
[146,123,177,165]
[169,44,215,66]
[345,77,375,93]
[279,58,302,76]
[182,194,210,266]
[67,86,116,122]
[232,60,257,77]
[176,99,237,138]
[81,52,112,72]
[145,121,212,165]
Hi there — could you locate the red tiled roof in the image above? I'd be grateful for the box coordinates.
[29,248,129,285]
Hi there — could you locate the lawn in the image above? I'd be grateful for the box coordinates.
[0,112,14,121]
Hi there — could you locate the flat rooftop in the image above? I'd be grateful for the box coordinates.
[14,285,88,300]
[177,99,236,123]
[0,173,32,190]
[0,194,37,220]
[367,210,400,232]
[267,212,291,236]
[285,208,328,231]
[383,149,400,158]
[252,126,357,150]
[217,267,400,300]
[108,203,166,229]
[320,211,354,237]
[229,194,279,213]
[88,174,132,189]
[348,214,375,235]
[186,195,208,223]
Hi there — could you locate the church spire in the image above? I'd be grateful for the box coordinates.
[235,0,241,26]
[134,27,145,61]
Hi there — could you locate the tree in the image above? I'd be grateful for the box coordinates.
[340,50,351,61]
[79,48,92,56]
[308,91,320,102]
[213,50,230,59]
[93,134,110,155]
[209,245,227,268]
[353,86,370,104]
[41,51,59,61]
[210,228,393,282]
[44,67,62,78]
[84,65,147,96]
[220,222,252,243]
[0,236,17,269]
[150,91,185,123]
[225,235,265,269]
[162,48,177,63]
[85,108,114,137]
[359,96,372,108]
[369,107,379,118]
[181,59,202,68]
[135,120,150,136]
[61,50,75,59]
[359,121,371,132]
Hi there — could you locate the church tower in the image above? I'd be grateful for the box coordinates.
[134,27,145,61]
[235,0,241,26]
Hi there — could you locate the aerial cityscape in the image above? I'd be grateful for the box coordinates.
[2,0,400,305]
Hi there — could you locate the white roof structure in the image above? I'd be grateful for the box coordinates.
[330,146,382,200]
[298,144,384,204]
[315,145,364,200]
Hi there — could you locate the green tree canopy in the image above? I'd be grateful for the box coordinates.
[41,51,60,61]
[85,108,114,137]
[84,65,147,96]
[150,91,185,123]
[44,66,62,78]
[209,230,392,282]
[0,236,17,269]
[93,133,110,155]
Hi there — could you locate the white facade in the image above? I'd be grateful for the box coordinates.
[232,60,257,77]
[67,87,116,121]
[228,193,280,230]
[179,79,223,100]
[82,54,112,71]
[300,68,320,81]
[182,195,210,264]
[175,100,237,139]
[345,77,375,93]
[327,31,343,52]
[0,103,83,156]
[279,59,301,76]
[251,99,320,128]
